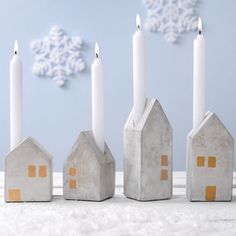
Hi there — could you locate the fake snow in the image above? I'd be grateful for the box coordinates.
[0,173,236,236]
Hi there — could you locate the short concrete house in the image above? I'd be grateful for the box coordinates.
[5,137,53,202]
[187,111,234,201]
[63,131,115,201]
[124,98,172,201]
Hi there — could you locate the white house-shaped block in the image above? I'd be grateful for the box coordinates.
[5,137,53,202]
[187,112,234,201]
[63,131,115,201]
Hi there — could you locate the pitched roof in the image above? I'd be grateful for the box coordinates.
[125,98,172,131]
[66,131,114,165]
[5,136,52,161]
[188,111,233,142]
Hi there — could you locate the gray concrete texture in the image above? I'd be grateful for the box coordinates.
[187,111,234,201]
[5,137,53,202]
[63,131,115,201]
[123,98,173,201]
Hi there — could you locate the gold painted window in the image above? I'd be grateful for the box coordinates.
[208,156,216,168]
[28,165,36,177]
[160,169,168,180]
[39,165,47,177]
[196,156,205,167]
[69,179,77,189]
[161,155,168,166]
[69,168,76,176]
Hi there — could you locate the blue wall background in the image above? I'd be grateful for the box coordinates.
[0,0,235,171]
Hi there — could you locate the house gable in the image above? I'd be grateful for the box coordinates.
[142,99,172,138]
[65,131,114,167]
[190,112,233,152]
[5,137,52,163]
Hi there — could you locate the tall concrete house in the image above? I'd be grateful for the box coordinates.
[124,98,173,201]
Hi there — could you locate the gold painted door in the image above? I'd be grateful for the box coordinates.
[205,186,216,201]
[8,189,21,201]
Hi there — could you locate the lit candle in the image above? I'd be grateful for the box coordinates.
[193,18,206,129]
[92,43,105,153]
[10,40,23,150]
[132,14,146,125]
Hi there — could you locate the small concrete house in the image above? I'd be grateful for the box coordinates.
[187,112,234,201]
[63,131,115,201]
[124,98,172,201]
[5,137,53,202]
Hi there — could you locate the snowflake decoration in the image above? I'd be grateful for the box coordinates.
[143,0,199,43]
[30,26,86,86]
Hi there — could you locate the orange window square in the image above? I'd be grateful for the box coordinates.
[160,169,168,180]
[161,155,168,166]
[69,168,76,176]
[197,156,205,167]
[205,186,216,201]
[28,165,36,177]
[8,189,21,202]
[69,179,77,189]
[39,165,47,177]
[208,156,216,168]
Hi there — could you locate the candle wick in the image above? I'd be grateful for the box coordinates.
[198,30,202,35]
[95,53,99,58]
[14,51,17,55]
[137,25,140,30]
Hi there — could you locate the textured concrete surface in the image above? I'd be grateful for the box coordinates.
[5,137,53,202]
[124,98,172,201]
[63,131,115,201]
[187,111,234,201]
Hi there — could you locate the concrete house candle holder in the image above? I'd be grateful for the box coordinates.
[63,131,115,201]
[123,98,173,201]
[187,112,234,201]
[5,137,53,202]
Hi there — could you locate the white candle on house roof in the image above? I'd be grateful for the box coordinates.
[193,18,206,129]
[132,14,146,125]
[10,40,23,150]
[92,43,105,153]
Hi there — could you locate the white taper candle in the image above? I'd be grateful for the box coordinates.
[10,40,23,150]
[193,18,206,129]
[92,43,105,153]
[132,14,146,125]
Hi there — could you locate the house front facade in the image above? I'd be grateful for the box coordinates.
[63,131,115,201]
[187,112,234,201]
[5,137,53,202]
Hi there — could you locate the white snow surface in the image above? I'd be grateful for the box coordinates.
[1,172,236,236]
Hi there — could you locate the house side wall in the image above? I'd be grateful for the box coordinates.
[141,101,172,200]
[123,128,142,199]
[63,137,101,201]
[186,135,193,201]
[100,150,115,200]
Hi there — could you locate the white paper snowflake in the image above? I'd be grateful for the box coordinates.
[143,0,199,43]
[30,26,86,86]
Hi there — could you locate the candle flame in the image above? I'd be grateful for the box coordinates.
[136,14,141,30]
[95,43,99,58]
[14,40,19,55]
[198,17,202,34]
